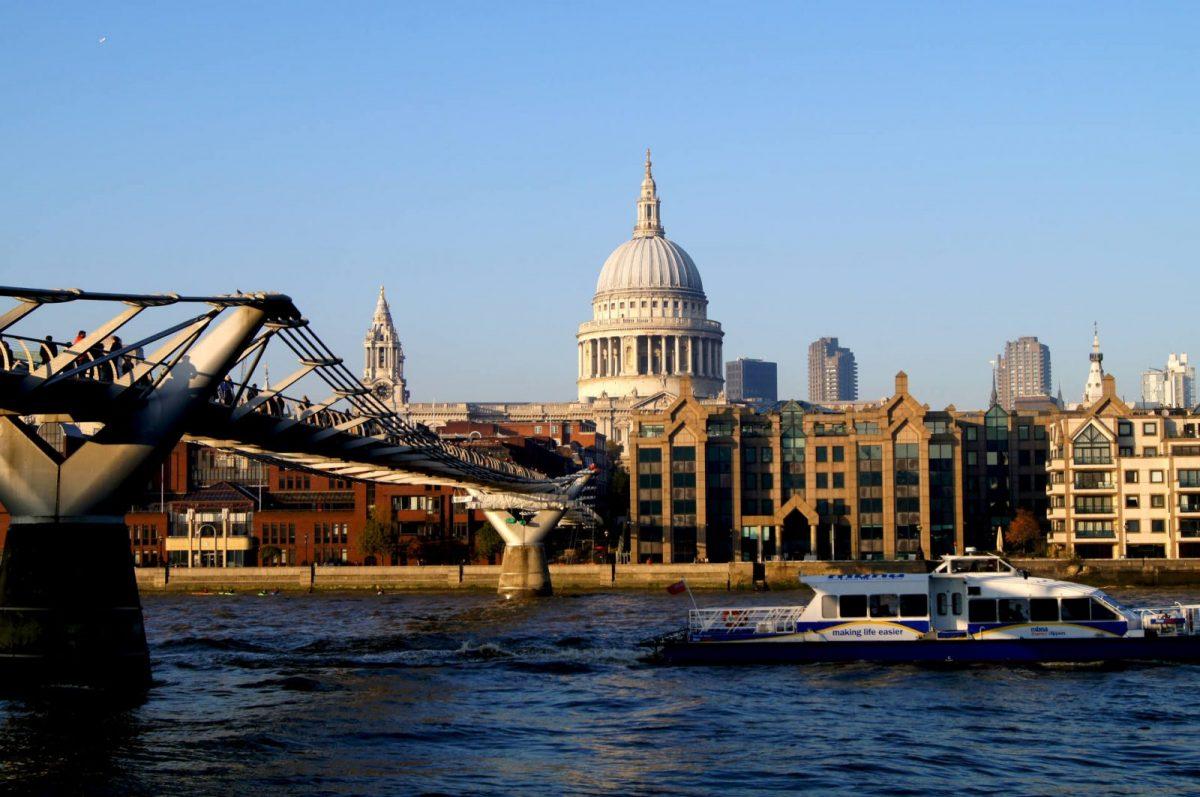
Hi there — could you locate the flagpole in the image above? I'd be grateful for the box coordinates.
[683,578,697,611]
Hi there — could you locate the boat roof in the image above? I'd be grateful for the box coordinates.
[802,554,1105,600]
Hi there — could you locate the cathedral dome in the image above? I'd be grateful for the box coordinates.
[595,235,703,295]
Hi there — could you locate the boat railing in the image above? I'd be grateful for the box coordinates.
[688,606,806,636]
[1133,604,1200,636]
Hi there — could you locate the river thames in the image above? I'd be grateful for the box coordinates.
[3,588,1200,796]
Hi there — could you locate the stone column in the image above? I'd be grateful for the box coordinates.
[673,336,680,376]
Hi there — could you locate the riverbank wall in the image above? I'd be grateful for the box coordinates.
[132,557,1200,593]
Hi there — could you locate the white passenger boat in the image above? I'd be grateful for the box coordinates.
[655,555,1200,665]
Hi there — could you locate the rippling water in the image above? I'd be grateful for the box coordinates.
[3,587,1200,795]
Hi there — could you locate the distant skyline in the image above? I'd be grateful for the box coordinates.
[3,3,1199,408]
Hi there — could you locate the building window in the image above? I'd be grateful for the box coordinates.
[1074,496,1113,515]
[672,446,696,462]
[1125,495,1139,509]
[1152,519,1166,533]
[637,447,662,463]
[1143,422,1158,435]
[1072,425,1112,465]
[639,424,664,438]
[1150,470,1164,483]
[1125,520,1141,533]
[1151,494,1165,508]
[1118,421,1133,436]
[816,473,828,489]
[816,447,828,463]
[1125,470,1139,484]
[761,448,773,464]
[832,446,845,462]
[966,427,978,441]
[1144,447,1158,457]
[638,473,662,489]
[832,472,844,489]
[1018,425,1030,440]
[967,451,977,465]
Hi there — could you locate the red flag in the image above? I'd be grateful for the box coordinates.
[666,580,687,595]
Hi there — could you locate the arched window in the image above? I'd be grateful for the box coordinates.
[377,349,385,367]
[1073,424,1112,465]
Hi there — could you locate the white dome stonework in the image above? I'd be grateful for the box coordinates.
[577,151,724,402]
[596,236,704,295]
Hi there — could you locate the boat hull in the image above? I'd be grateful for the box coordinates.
[658,635,1200,666]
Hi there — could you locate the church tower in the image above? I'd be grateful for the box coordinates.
[1082,323,1105,405]
[363,286,409,410]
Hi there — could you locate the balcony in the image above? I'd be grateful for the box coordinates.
[1075,528,1116,539]
[1072,480,1115,491]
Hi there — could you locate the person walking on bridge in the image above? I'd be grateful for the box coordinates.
[38,335,57,368]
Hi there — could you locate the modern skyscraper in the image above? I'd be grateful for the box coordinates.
[1082,324,1105,405]
[994,336,1052,411]
[1142,353,1195,409]
[725,358,777,404]
[807,337,858,403]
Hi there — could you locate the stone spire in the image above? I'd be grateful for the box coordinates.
[371,285,394,330]
[989,358,999,407]
[363,285,408,407]
[633,148,664,238]
[1083,322,1105,405]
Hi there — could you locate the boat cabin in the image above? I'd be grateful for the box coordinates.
[688,554,1139,642]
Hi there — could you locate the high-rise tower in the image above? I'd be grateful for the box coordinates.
[994,336,1052,411]
[363,286,409,410]
[808,337,858,403]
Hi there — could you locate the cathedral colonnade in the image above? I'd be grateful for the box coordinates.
[577,334,723,379]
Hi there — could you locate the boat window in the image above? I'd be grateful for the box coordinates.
[967,586,981,596]
[952,558,1000,574]
[1061,598,1091,622]
[968,599,998,623]
[822,595,838,619]
[936,593,947,616]
[840,595,867,618]
[998,599,1029,623]
[869,594,899,618]
[951,593,963,615]
[900,594,928,617]
[1030,598,1059,622]
[1090,599,1120,621]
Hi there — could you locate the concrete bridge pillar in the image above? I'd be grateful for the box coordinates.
[483,508,566,598]
[0,304,268,689]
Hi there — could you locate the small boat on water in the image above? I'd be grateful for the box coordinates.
[654,554,1200,665]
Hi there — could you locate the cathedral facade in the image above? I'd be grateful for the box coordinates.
[576,150,724,401]
[384,153,728,448]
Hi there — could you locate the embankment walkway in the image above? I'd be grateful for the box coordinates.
[135,558,1200,593]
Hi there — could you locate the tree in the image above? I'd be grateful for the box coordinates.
[474,521,503,563]
[1004,508,1042,553]
[260,544,282,565]
[360,509,398,563]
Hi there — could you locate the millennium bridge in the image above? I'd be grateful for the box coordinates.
[0,286,593,687]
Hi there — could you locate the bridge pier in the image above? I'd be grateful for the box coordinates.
[485,508,566,598]
[0,521,150,689]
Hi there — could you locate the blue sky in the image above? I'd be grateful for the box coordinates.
[2,3,1198,407]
